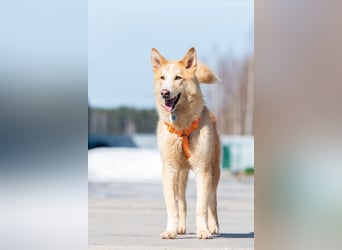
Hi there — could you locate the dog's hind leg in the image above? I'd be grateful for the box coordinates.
[208,128,221,235]
[177,168,189,234]
[208,165,220,234]
[195,168,212,239]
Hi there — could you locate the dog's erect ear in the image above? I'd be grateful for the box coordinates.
[151,48,167,72]
[181,47,197,71]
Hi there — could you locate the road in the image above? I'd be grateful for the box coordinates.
[89,174,254,250]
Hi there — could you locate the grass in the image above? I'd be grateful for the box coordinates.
[244,167,254,175]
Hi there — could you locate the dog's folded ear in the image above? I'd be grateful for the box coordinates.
[181,47,197,72]
[196,63,220,84]
[151,48,167,72]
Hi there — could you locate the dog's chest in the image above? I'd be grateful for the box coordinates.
[159,130,199,159]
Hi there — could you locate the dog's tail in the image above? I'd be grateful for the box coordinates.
[196,63,221,84]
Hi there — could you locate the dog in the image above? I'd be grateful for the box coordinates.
[151,47,221,239]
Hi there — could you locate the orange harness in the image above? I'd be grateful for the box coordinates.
[164,117,201,159]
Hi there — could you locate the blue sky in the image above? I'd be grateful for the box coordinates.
[88,0,254,108]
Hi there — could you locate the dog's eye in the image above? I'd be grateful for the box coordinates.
[175,76,182,80]
[160,76,165,80]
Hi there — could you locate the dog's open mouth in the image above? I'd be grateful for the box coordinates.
[164,93,181,112]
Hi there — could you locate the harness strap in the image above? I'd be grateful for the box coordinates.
[164,117,200,159]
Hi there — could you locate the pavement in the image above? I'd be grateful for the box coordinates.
[89,173,254,250]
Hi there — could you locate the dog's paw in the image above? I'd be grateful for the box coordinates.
[208,223,219,235]
[177,225,186,234]
[197,229,212,239]
[160,230,177,239]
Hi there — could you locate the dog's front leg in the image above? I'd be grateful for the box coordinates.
[160,166,179,239]
[177,168,189,234]
[195,168,212,239]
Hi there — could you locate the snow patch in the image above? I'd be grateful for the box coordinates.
[88,148,162,182]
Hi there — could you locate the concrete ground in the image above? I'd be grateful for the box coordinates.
[89,174,254,250]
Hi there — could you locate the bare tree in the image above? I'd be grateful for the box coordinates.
[204,53,254,135]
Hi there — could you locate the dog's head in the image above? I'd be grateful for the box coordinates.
[151,47,218,114]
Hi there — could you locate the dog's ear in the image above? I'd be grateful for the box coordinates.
[181,47,197,72]
[151,48,167,72]
[196,63,220,84]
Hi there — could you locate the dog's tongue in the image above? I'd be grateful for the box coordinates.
[164,98,174,112]
[164,105,173,112]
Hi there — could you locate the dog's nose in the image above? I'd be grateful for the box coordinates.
[161,89,170,98]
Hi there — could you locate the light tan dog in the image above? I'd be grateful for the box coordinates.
[151,47,221,239]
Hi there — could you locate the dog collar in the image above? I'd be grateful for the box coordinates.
[164,117,200,159]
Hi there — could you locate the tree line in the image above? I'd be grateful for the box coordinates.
[88,107,158,135]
